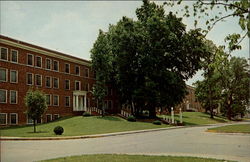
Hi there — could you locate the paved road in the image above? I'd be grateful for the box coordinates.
[1,123,250,162]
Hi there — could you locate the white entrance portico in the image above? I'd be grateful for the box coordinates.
[73,91,87,111]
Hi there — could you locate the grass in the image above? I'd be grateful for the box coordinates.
[208,124,250,133]
[0,116,169,137]
[39,154,232,162]
[158,112,229,126]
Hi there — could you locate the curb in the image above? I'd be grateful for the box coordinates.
[1,121,248,141]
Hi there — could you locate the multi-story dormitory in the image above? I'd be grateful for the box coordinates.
[0,35,118,126]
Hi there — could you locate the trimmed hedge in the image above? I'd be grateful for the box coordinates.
[153,120,162,125]
[83,112,91,117]
[54,126,64,135]
[127,116,136,122]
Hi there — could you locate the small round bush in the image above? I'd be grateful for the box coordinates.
[153,120,162,125]
[127,115,136,122]
[83,112,91,117]
[54,126,64,135]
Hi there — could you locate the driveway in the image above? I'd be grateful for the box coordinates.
[1,122,250,162]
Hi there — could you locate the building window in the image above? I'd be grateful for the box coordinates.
[11,49,18,63]
[46,94,51,106]
[54,114,60,120]
[36,56,42,68]
[27,54,34,66]
[104,100,108,109]
[0,68,7,82]
[27,115,33,124]
[10,70,18,83]
[65,63,70,73]
[75,81,81,90]
[0,47,8,61]
[0,113,7,125]
[27,73,33,85]
[10,113,18,125]
[53,60,59,71]
[45,58,51,70]
[35,74,42,86]
[65,80,70,90]
[108,100,113,109]
[45,76,51,88]
[0,89,7,103]
[75,66,80,76]
[53,78,59,89]
[46,114,52,122]
[85,83,89,91]
[53,95,59,106]
[84,68,89,78]
[10,90,17,104]
[65,96,70,107]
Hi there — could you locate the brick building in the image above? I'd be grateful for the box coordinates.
[0,35,118,126]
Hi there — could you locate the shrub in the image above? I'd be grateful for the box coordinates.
[127,115,136,122]
[54,126,64,135]
[83,112,91,117]
[153,120,162,125]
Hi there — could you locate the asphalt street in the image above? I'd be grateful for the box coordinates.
[1,123,250,162]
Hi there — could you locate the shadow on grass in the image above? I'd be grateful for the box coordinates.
[96,116,123,121]
[27,131,49,134]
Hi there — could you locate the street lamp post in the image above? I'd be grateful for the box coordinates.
[179,108,183,124]
[171,107,174,124]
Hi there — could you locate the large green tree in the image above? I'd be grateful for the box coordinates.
[91,0,209,118]
[24,89,47,133]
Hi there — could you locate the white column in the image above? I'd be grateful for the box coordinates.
[171,107,174,124]
[179,108,183,124]
[76,95,79,111]
[84,95,87,111]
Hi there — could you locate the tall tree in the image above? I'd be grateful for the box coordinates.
[24,89,47,133]
[91,0,209,118]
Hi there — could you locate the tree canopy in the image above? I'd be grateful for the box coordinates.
[91,0,210,118]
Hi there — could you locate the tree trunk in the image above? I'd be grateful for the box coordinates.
[33,119,36,133]
[208,68,214,119]
[149,104,156,118]
[227,95,232,120]
[102,100,105,117]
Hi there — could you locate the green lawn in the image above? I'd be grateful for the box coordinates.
[39,154,231,162]
[0,116,169,137]
[208,124,250,133]
[158,112,229,125]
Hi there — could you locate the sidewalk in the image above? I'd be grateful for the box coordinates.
[2,121,248,141]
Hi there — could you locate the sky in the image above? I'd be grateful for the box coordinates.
[0,1,249,85]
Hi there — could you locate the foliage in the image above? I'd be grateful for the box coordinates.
[91,0,209,118]
[24,89,47,133]
[54,126,64,135]
[82,112,92,117]
[164,0,250,52]
[153,120,162,125]
[127,116,136,122]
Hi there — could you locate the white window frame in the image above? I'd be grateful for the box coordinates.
[10,90,18,104]
[35,74,42,87]
[53,60,59,71]
[65,63,70,74]
[0,68,8,82]
[0,113,7,125]
[75,65,80,76]
[36,56,42,68]
[53,95,59,106]
[53,77,59,89]
[10,70,18,83]
[46,114,52,122]
[45,76,52,88]
[10,113,18,125]
[27,73,34,85]
[0,47,8,61]
[45,58,52,70]
[27,115,33,124]
[65,96,70,107]
[84,68,89,78]
[54,114,60,120]
[0,89,7,103]
[75,80,81,91]
[65,79,70,90]
[10,49,18,63]
[27,54,34,66]
[46,94,52,106]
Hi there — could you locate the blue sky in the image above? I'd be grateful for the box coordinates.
[1,1,249,85]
